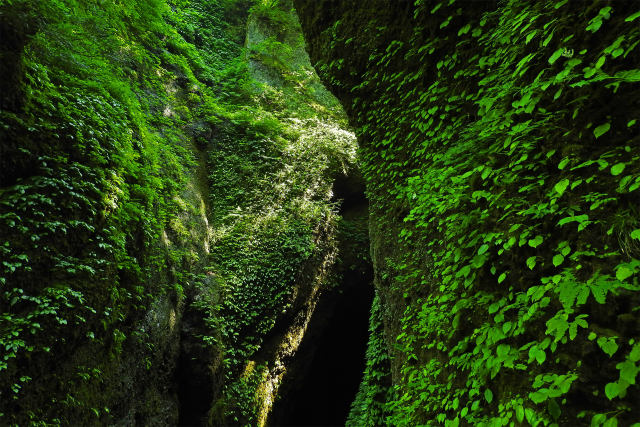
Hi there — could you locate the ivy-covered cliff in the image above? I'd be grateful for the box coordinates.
[4,0,640,425]
[294,0,640,426]
[0,0,363,425]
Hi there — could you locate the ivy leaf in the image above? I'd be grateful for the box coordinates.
[530,390,547,403]
[604,382,619,400]
[553,254,564,267]
[616,266,633,281]
[570,316,588,339]
[625,10,640,22]
[554,178,569,196]
[558,158,570,169]
[617,360,639,385]
[593,122,610,139]
[528,235,543,248]
[548,48,563,64]
[531,347,546,364]
[611,163,625,176]
[516,405,525,423]
[458,24,471,36]
[630,344,640,362]
[598,337,619,357]
[484,388,493,404]
[593,414,608,426]
[502,322,512,334]
[526,256,537,270]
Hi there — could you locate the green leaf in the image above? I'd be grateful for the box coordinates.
[611,163,625,176]
[586,19,603,33]
[593,414,607,426]
[458,24,471,36]
[526,256,537,270]
[478,244,489,255]
[593,123,610,139]
[630,343,640,362]
[616,266,633,281]
[553,254,564,267]
[558,158,570,169]
[516,405,525,423]
[632,230,640,240]
[617,360,639,385]
[625,10,640,22]
[598,337,619,357]
[599,6,612,17]
[498,272,506,284]
[528,235,543,248]
[604,382,619,400]
[530,390,547,403]
[604,418,618,427]
[554,178,570,196]
[525,30,537,44]
[484,388,493,404]
[502,322,512,334]
[548,48,563,64]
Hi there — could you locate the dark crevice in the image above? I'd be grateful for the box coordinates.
[332,170,367,212]
[176,301,217,427]
[268,232,374,426]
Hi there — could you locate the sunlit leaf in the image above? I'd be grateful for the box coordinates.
[593,122,610,138]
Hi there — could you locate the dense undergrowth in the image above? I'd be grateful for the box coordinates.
[295,0,640,425]
[0,0,357,424]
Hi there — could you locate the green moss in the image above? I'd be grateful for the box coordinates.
[0,0,224,423]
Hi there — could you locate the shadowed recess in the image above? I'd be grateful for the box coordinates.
[269,269,374,426]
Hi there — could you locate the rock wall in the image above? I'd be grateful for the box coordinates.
[0,1,216,423]
[294,0,640,425]
[0,0,359,425]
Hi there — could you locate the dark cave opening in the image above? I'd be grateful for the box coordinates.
[269,269,374,426]
[176,304,216,427]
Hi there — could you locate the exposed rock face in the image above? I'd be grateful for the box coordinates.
[294,0,640,425]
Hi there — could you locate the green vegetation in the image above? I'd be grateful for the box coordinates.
[296,0,640,425]
[347,293,392,427]
[4,0,639,425]
[1,0,356,425]
[1,0,204,422]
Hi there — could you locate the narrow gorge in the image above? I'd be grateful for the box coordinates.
[1,1,639,426]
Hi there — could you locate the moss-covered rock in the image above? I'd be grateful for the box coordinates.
[294,0,640,425]
[0,0,358,424]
